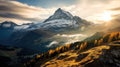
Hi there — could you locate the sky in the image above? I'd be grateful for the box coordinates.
[0,0,120,24]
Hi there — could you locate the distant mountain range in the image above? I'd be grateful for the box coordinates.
[0,8,92,55]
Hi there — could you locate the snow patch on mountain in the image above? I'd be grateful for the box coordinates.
[14,25,30,30]
[42,19,77,28]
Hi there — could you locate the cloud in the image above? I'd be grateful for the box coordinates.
[109,14,120,27]
[52,33,87,45]
[110,7,120,11]
[104,17,120,32]
[46,41,59,48]
[87,8,120,33]
[56,34,87,38]
[0,0,55,24]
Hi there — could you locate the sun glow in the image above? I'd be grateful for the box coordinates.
[87,11,113,24]
[100,11,112,22]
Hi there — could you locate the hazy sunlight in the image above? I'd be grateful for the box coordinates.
[100,11,112,22]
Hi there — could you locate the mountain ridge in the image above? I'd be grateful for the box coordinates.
[44,8,74,22]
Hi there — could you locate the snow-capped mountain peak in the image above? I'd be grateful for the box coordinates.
[28,8,91,31]
[44,8,73,22]
[54,8,73,19]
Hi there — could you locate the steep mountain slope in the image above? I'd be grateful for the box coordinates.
[41,41,120,67]
[26,32,120,67]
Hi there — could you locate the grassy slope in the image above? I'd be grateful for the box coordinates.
[26,32,120,67]
[41,40,120,67]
